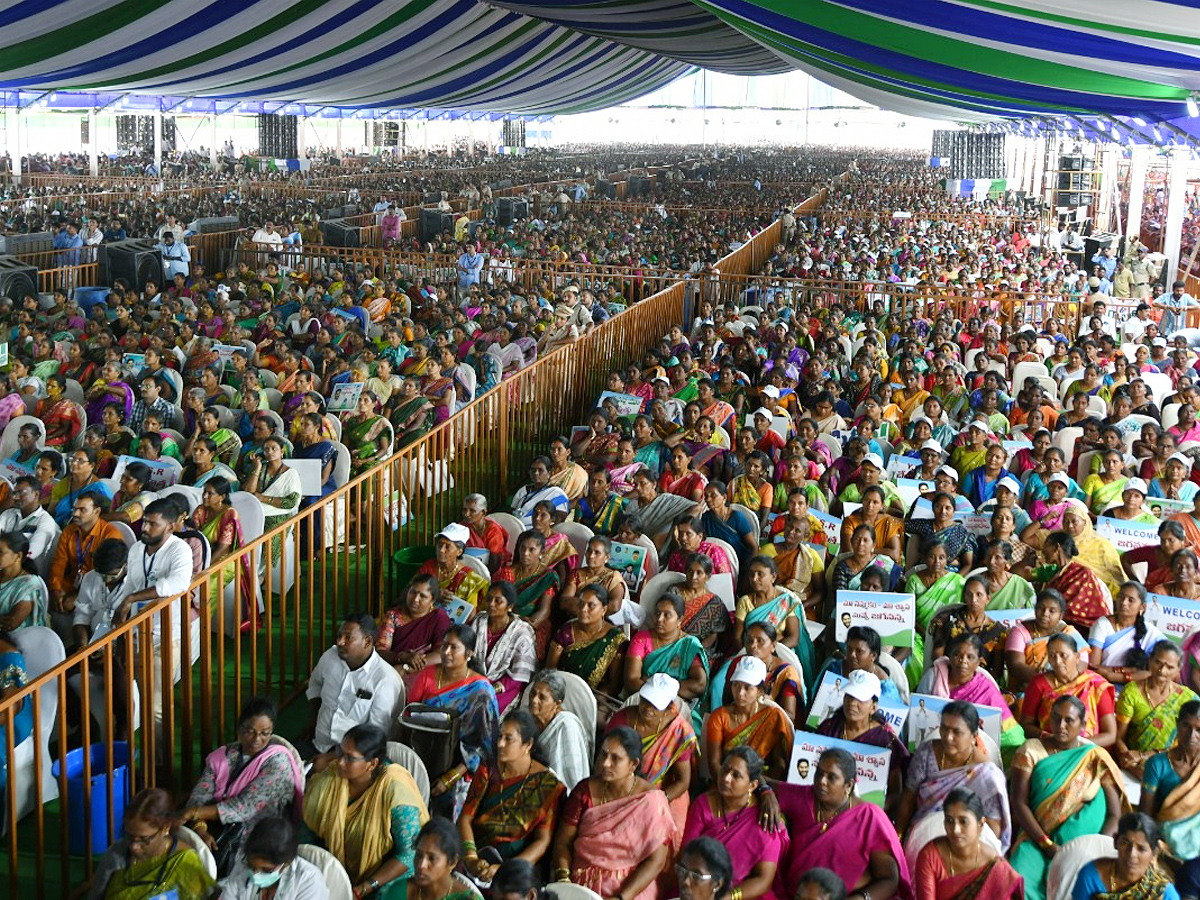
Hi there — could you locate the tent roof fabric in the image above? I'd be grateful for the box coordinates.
[2,0,1199,121]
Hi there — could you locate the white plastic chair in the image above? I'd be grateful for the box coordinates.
[705,536,740,586]
[555,521,594,558]
[158,483,202,514]
[386,741,431,804]
[64,379,85,404]
[0,415,46,460]
[1047,834,1116,900]
[1142,372,1173,407]
[638,571,687,623]
[257,368,279,389]
[1086,395,1108,417]
[110,520,137,548]
[176,825,218,878]
[1163,403,1181,431]
[263,388,284,411]
[4,626,64,833]
[1013,362,1050,392]
[550,884,605,900]
[712,425,731,449]
[490,512,526,556]
[297,843,355,900]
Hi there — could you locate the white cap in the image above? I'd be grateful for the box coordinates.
[752,407,774,420]
[640,673,680,710]
[1154,337,1168,347]
[862,452,884,469]
[652,375,670,385]
[1047,472,1071,486]
[436,523,471,545]
[843,669,882,703]
[1169,452,1194,469]
[996,476,1021,494]
[730,655,768,686]
[910,415,933,428]
[1123,477,1149,495]
[920,439,946,456]
[969,420,992,434]
[936,464,960,482]
[762,385,781,399]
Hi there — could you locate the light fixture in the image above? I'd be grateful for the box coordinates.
[1153,125,1163,142]
[1189,93,1199,117]
[1133,116,1146,127]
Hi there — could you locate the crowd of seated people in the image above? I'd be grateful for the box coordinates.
[31,147,1200,900]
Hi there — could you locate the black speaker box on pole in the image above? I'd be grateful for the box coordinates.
[100,239,163,290]
[420,209,455,243]
[319,219,361,248]
[0,257,38,300]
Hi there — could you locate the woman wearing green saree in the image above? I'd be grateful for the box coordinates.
[1010,695,1125,900]
[625,592,710,733]
[389,377,434,449]
[1081,449,1130,516]
[345,389,390,476]
[545,584,625,699]
[905,537,965,685]
[733,555,816,690]
[507,531,559,656]
[91,788,216,900]
[982,542,1036,611]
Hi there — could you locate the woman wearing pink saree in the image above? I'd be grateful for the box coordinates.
[551,728,674,900]
[767,747,911,900]
[180,697,305,867]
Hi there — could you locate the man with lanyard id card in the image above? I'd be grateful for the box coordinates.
[47,493,121,624]
[111,499,194,746]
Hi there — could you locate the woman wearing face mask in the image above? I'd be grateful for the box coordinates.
[218,816,327,900]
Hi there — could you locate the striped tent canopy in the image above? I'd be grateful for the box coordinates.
[3,0,1200,122]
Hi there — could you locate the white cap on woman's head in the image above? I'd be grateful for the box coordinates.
[1169,452,1194,469]
[436,522,470,545]
[1047,472,1071,486]
[640,673,680,710]
[996,476,1021,495]
[920,439,945,456]
[730,655,768,686]
[843,669,882,702]
[936,465,959,482]
[1123,477,1149,495]
[862,453,884,470]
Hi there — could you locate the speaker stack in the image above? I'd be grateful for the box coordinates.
[100,239,163,289]
[0,233,53,256]
[420,209,455,243]
[116,115,154,151]
[0,258,38,300]
[319,219,362,248]
[502,120,526,148]
[193,217,241,234]
[1054,154,1097,211]
[946,132,1006,180]
[595,179,616,200]
[496,198,529,227]
[372,122,401,148]
[257,114,298,158]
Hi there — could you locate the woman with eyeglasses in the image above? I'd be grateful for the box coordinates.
[676,837,734,900]
[301,723,429,900]
[90,787,215,900]
[49,447,112,527]
[180,696,305,873]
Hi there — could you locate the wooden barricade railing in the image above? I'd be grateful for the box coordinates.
[0,176,832,899]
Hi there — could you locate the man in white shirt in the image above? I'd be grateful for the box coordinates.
[251,222,284,251]
[1122,303,1153,341]
[155,232,191,281]
[155,215,186,245]
[304,613,404,760]
[3,475,60,578]
[72,537,129,650]
[112,499,198,742]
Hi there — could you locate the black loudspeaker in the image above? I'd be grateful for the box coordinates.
[496,197,529,227]
[257,114,297,158]
[319,219,361,248]
[420,209,454,242]
[424,192,444,205]
[100,239,163,290]
[1058,173,1088,190]
[489,179,513,191]
[0,232,53,255]
[1083,233,1121,265]
[1060,155,1084,171]
[193,216,240,234]
[0,257,37,300]
[324,206,345,220]
[595,179,616,199]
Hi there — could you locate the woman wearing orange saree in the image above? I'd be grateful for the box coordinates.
[606,674,696,845]
[550,728,673,900]
[702,656,792,782]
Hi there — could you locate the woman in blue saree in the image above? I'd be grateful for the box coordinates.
[625,591,710,732]
[0,629,32,788]
[48,448,114,527]
[732,555,816,690]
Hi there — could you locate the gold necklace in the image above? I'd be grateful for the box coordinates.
[814,795,850,833]
[603,775,636,804]
[947,844,980,877]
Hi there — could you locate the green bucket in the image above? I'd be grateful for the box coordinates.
[391,544,435,592]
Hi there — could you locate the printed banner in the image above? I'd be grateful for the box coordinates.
[1095,517,1160,552]
[886,454,921,479]
[1146,592,1200,644]
[1146,496,1192,519]
[805,669,910,733]
[787,732,890,806]
[213,342,244,372]
[809,509,843,555]
[896,477,934,511]
[111,454,180,490]
[327,381,364,413]
[597,391,645,419]
[834,590,916,648]
[122,353,146,377]
[610,541,647,592]
[908,693,1002,750]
